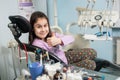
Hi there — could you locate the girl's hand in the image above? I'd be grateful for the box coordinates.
[47,33,62,46]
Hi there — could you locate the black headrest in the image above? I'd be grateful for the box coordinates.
[9,15,31,33]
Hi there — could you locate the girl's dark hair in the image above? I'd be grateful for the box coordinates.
[29,11,52,44]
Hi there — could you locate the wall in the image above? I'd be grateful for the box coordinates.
[0,0,19,80]
[32,0,47,15]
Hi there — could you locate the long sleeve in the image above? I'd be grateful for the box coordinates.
[55,33,74,46]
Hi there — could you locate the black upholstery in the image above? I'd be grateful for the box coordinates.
[94,58,120,71]
[9,15,31,33]
[8,15,65,65]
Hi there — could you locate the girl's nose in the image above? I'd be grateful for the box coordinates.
[41,26,45,31]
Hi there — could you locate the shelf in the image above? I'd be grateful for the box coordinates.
[83,34,112,41]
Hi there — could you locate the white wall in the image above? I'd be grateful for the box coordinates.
[0,0,19,80]
[32,0,47,15]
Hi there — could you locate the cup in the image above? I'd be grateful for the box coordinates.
[29,62,44,80]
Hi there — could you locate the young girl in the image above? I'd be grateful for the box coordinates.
[29,11,97,70]
[29,11,74,64]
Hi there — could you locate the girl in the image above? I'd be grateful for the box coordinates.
[29,11,74,64]
[29,11,96,70]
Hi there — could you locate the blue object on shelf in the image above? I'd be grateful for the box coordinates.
[95,31,111,37]
[28,62,44,80]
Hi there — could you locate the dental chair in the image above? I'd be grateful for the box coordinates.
[8,15,120,73]
[8,15,65,66]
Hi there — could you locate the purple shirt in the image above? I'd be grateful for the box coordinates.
[32,33,74,64]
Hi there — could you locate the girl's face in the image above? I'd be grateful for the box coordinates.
[33,18,49,40]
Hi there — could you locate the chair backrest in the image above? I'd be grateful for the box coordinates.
[8,15,34,51]
[9,15,31,33]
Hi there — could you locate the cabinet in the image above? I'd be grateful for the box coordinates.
[112,28,120,64]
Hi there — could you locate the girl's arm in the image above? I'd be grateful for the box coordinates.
[55,33,75,46]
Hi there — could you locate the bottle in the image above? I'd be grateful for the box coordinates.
[53,70,63,80]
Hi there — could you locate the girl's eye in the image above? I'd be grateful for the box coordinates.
[44,24,48,27]
[37,25,42,28]
[44,25,47,28]
[34,24,42,28]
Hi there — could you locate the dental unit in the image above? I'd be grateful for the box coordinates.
[75,0,119,40]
